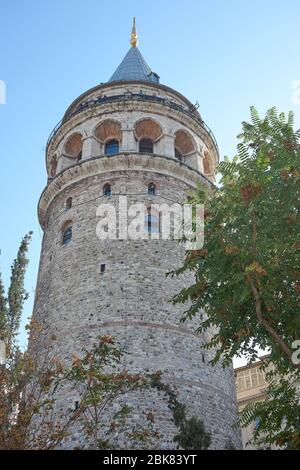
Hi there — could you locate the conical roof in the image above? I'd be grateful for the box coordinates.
[108,18,159,84]
[109,46,160,84]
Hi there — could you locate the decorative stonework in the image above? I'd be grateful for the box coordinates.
[64,132,83,157]
[134,118,163,141]
[95,119,122,142]
[175,129,196,155]
[45,84,219,179]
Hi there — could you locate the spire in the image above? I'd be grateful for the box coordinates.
[130,17,138,47]
[108,19,160,84]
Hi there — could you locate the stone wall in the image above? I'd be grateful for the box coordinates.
[32,164,241,449]
[31,78,241,449]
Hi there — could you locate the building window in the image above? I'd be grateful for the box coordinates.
[95,120,122,146]
[66,197,72,210]
[62,226,72,245]
[105,139,119,156]
[174,130,195,158]
[254,417,261,430]
[139,138,154,153]
[103,184,112,197]
[64,133,83,160]
[101,264,106,274]
[236,367,266,392]
[148,183,156,196]
[145,209,160,234]
[148,72,160,83]
[175,148,183,161]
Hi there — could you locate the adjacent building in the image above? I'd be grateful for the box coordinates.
[235,356,278,450]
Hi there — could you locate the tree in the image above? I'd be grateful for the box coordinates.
[0,232,32,346]
[239,372,300,449]
[170,107,300,447]
[0,232,33,448]
[1,326,210,450]
[60,335,162,450]
[0,234,210,450]
[0,327,162,449]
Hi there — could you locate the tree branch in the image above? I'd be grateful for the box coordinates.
[249,278,300,371]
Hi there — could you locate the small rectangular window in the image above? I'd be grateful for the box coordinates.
[101,264,106,274]
[62,226,72,245]
[145,214,160,234]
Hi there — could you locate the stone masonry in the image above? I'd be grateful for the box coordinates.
[31,39,242,449]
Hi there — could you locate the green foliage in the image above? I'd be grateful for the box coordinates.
[7,232,32,344]
[67,338,211,449]
[0,332,162,450]
[239,371,300,449]
[150,374,211,450]
[0,232,32,346]
[63,335,161,449]
[0,234,210,450]
[0,233,33,449]
[173,417,211,450]
[170,106,300,446]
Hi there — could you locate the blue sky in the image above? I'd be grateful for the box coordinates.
[0,0,299,350]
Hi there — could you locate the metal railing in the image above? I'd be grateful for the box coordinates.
[46,92,219,156]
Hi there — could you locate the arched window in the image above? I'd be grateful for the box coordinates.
[62,225,72,245]
[174,130,195,160]
[65,197,72,210]
[139,139,153,153]
[64,133,83,160]
[175,148,183,161]
[148,183,156,196]
[134,119,162,143]
[103,184,112,197]
[94,119,121,141]
[105,139,119,156]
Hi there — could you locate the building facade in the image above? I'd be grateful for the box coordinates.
[235,356,277,450]
[31,20,241,449]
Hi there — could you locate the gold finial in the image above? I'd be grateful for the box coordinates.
[130,17,138,47]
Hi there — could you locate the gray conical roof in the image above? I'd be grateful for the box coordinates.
[109,46,160,83]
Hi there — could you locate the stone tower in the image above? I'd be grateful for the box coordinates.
[32,20,241,449]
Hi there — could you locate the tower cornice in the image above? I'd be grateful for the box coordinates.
[63,81,199,121]
[38,152,212,229]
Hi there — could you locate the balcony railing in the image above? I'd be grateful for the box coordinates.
[46,92,219,156]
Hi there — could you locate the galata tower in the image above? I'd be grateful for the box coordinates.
[32,19,241,449]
